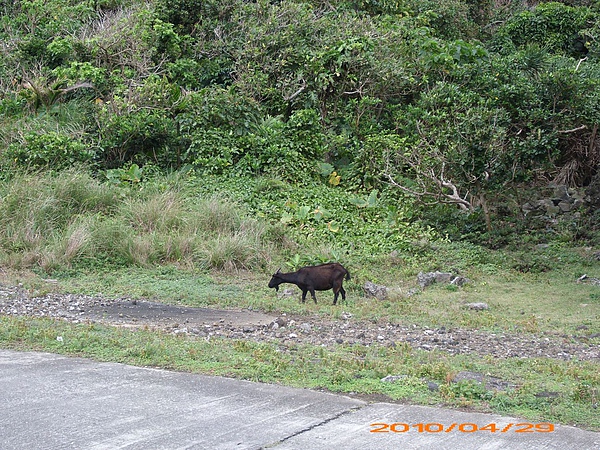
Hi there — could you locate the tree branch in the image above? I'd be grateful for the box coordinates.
[283,80,306,101]
[557,125,587,134]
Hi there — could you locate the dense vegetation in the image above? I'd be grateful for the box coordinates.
[1,0,599,431]
[1,0,600,253]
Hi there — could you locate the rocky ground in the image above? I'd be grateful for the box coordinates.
[1,283,599,362]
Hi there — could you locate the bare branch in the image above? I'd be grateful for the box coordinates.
[575,57,587,72]
[59,82,95,94]
[343,80,367,96]
[439,178,473,211]
[384,169,474,211]
[384,173,437,198]
[557,125,587,134]
[283,80,306,102]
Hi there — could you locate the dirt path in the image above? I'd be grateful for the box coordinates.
[1,283,599,362]
[84,299,275,328]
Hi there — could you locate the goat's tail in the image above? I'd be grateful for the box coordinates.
[345,269,351,281]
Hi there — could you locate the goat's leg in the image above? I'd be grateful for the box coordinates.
[333,281,344,305]
[301,289,307,303]
[309,288,318,304]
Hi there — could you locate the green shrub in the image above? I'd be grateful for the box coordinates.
[179,88,324,179]
[97,110,179,168]
[5,132,94,170]
[491,2,594,57]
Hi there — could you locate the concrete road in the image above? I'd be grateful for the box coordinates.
[0,349,597,450]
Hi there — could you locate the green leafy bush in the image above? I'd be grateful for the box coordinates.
[491,2,594,57]
[4,132,94,170]
[179,87,324,179]
[97,110,179,167]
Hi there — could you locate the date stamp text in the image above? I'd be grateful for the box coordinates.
[370,422,555,433]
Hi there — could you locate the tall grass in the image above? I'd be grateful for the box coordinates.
[0,170,276,272]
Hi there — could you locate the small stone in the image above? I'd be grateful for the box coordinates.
[450,276,469,286]
[277,288,297,298]
[363,281,388,300]
[467,302,489,311]
[381,375,405,383]
[535,391,560,399]
[417,271,457,287]
[427,381,439,391]
[558,201,572,213]
[299,323,312,332]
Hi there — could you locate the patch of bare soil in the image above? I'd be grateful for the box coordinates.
[1,283,599,362]
[84,300,275,328]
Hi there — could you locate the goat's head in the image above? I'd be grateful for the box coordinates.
[268,268,282,291]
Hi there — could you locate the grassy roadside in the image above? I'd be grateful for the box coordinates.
[1,314,598,430]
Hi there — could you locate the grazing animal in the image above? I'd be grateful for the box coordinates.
[268,263,350,305]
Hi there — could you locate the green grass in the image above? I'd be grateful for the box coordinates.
[398,274,600,334]
[24,257,597,336]
[0,170,276,272]
[0,315,598,430]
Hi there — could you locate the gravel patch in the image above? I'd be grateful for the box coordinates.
[1,283,599,362]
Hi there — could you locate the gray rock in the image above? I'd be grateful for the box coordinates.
[466,302,489,311]
[539,198,555,210]
[381,375,406,383]
[427,381,440,391]
[522,202,538,213]
[277,288,297,298]
[451,371,513,391]
[433,272,454,283]
[417,271,469,288]
[299,323,312,332]
[417,271,452,287]
[578,274,600,286]
[535,390,561,400]
[363,281,388,300]
[450,276,470,286]
[274,317,287,327]
[558,201,573,213]
[553,185,570,201]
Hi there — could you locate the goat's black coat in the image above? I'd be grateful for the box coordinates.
[268,263,350,305]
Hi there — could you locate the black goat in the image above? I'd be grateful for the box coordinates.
[268,263,350,305]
